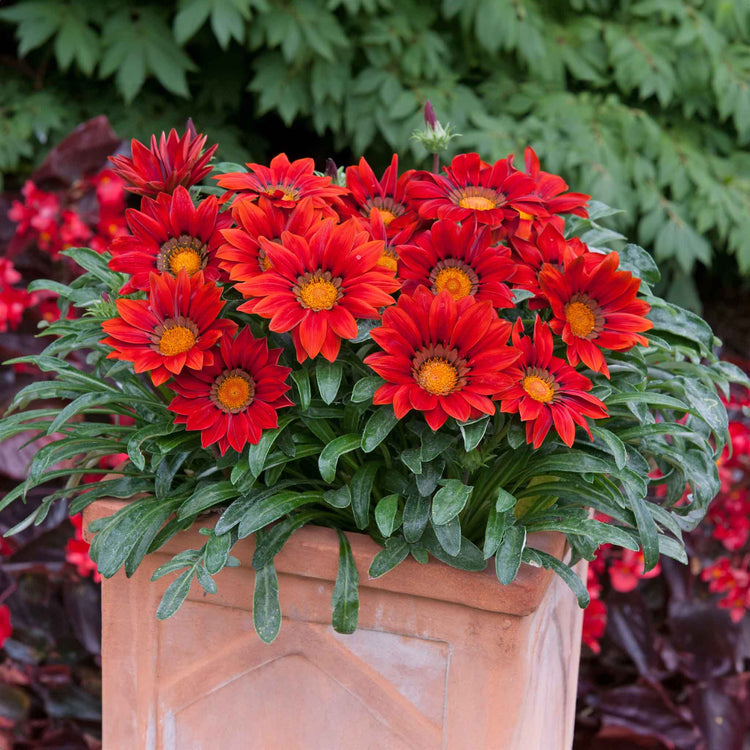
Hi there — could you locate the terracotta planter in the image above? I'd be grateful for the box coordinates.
[84,499,586,750]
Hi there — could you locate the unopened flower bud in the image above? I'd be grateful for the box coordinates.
[411,101,460,159]
[424,100,438,130]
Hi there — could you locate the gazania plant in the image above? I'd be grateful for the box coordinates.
[2,114,747,642]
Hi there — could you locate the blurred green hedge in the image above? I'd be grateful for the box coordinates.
[1,0,749,304]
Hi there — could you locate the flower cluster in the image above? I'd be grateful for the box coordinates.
[9,169,127,258]
[0,259,32,333]
[101,126,658,460]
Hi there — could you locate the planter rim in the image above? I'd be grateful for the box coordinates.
[84,498,568,618]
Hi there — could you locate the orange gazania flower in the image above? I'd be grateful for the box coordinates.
[539,251,653,377]
[101,271,236,386]
[215,153,346,215]
[339,155,419,237]
[406,153,540,229]
[109,187,230,294]
[364,287,520,431]
[497,317,608,448]
[237,219,399,362]
[168,327,293,455]
[109,126,217,198]
[218,196,324,286]
[398,220,516,309]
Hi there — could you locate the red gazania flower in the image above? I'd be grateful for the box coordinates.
[538,251,653,377]
[168,326,293,455]
[406,153,540,229]
[365,207,421,276]
[497,317,608,448]
[101,270,236,386]
[109,186,230,294]
[109,126,217,198]
[218,196,324,285]
[339,155,419,237]
[509,224,593,309]
[215,153,346,215]
[398,220,516,309]
[511,147,590,240]
[364,287,520,430]
[238,219,399,362]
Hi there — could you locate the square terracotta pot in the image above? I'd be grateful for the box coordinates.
[84,499,586,750]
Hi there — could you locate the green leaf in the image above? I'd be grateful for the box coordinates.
[368,537,409,578]
[627,495,660,572]
[204,530,233,575]
[318,434,361,483]
[617,244,661,284]
[351,375,383,403]
[421,527,486,571]
[323,485,351,509]
[605,391,691,412]
[681,379,727,438]
[173,0,212,43]
[90,498,180,578]
[420,432,454,462]
[374,494,400,537]
[402,492,430,543]
[430,516,461,556]
[331,531,359,634]
[483,507,511,559]
[431,479,472,525]
[589,425,628,470]
[400,447,422,474]
[251,510,319,570]
[178,481,239,519]
[247,416,294,478]
[350,462,378,529]
[127,423,175,471]
[156,568,194,620]
[316,360,343,404]
[495,487,517,513]
[459,416,490,452]
[495,525,526,584]
[253,561,282,643]
[237,490,324,538]
[524,548,589,607]
[361,406,398,453]
[415,458,444,496]
[291,369,311,410]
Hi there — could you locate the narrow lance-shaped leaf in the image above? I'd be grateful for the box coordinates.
[331,531,359,634]
[253,560,282,643]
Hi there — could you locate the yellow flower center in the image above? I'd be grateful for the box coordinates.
[168,246,203,276]
[433,267,473,300]
[268,185,298,201]
[522,374,555,403]
[216,375,252,411]
[566,300,596,337]
[377,247,398,273]
[376,208,397,226]
[416,358,459,396]
[158,235,207,277]
[158,326,196,356]
[295,272,341,311]
[459,195,496,210]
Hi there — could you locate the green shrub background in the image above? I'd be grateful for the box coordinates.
[1,0,748,306]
